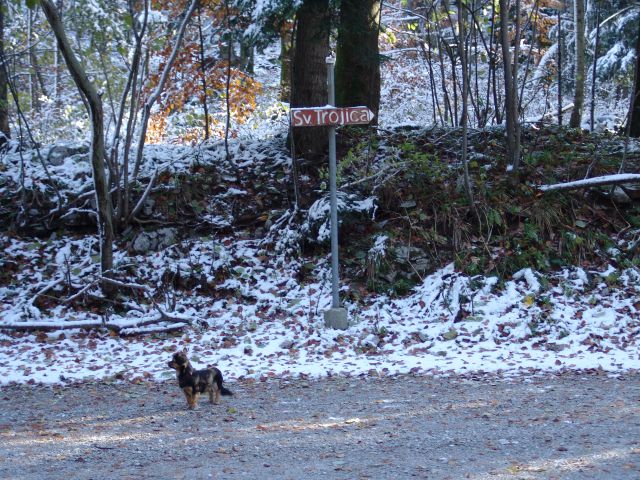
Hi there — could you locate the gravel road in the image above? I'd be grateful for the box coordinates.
[1,372,639,479]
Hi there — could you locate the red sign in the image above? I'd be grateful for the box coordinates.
[290,106,375,127]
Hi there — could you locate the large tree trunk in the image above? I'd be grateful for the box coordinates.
[569,0,585,128]
[630,20,640,137]
[0,0,9,139]
[40,0,115,292]
[335,0,381,120]
[290,0,330,161]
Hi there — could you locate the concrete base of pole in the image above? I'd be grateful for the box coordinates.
[324,308,348,330]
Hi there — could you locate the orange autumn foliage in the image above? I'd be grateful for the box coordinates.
[144,0,261,143]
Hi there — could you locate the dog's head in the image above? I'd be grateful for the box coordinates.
[168,351,190,371]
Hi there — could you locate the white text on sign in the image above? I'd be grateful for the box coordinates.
[290,106,375,127]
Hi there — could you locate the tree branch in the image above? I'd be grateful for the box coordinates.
[538,174,640,192]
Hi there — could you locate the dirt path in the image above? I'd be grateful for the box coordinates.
[1,373,639,480]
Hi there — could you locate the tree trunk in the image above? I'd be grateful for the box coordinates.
[589,3,601,132]
[27,9,36,112]
[224,0,231,160]
[132,0,198,182]
[630,20,640,137]
[290,0,330,161]
[569,0,585,128]
[457,0,474,207]
[335,0,381,120]
[53,0,63,110]
[279,21,294,102]
[197,4,210,141]
[0,0,9,139]
[557,0,563,125]
[500,0,521,174]
[40,0,115,292]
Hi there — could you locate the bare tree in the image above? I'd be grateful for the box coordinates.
[457,0,474,207]
[197,3,210,141]
[0,0,9,139]
[40,0,115,291]
[589,2,601,131]
[224,0,232,159]
[557,0,564,125]
[569,0,585,128]
[630,20,640,137]
[132,0,198,179]
[499,0,521,174]
[112,0,149,227]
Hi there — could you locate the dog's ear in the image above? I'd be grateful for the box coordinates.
[174,351,189,365]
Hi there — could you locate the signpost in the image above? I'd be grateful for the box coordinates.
[290,56,375,330]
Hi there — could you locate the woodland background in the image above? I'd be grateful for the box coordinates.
[0,1,638,384]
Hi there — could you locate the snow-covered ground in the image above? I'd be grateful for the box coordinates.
[1,226,638,385]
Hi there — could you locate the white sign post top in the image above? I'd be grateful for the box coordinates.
[290,106,375,127]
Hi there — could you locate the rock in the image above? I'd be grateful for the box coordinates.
[471,328,483,337]
[545,342,568,352]
[279,339,295,349]
[442,328,458,341]
[142,197,155,217]
[622,185,640,200]
[393,245,431,277]
[382,271,398,283]
[360,333,380,349]
[606,186,631,204]
[47,143,89,166]
[418,332,430,343]
[131,228,178,253]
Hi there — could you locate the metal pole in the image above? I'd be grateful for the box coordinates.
[327,55,339,309]
[322,56,347,329]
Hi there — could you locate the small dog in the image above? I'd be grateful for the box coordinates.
[168,352,232,409]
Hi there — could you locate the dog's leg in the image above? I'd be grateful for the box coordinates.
[207,385,215,404]
[183,386,196,409]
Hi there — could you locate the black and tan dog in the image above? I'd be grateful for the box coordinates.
[168,352,232,409]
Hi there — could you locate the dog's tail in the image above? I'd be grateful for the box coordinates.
[216,371,233,396]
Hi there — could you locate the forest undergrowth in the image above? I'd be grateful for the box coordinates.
[312,124,640,296]
[1,123,639,311]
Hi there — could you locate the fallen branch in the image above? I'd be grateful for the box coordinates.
[0,319,106,331]
[64,281,99,303]
[0,314,190,333]
[119,322,190,336]
[98,276,151,292]
[529,103,574,123]
[538,173,640,192]
[153,303,193,323]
